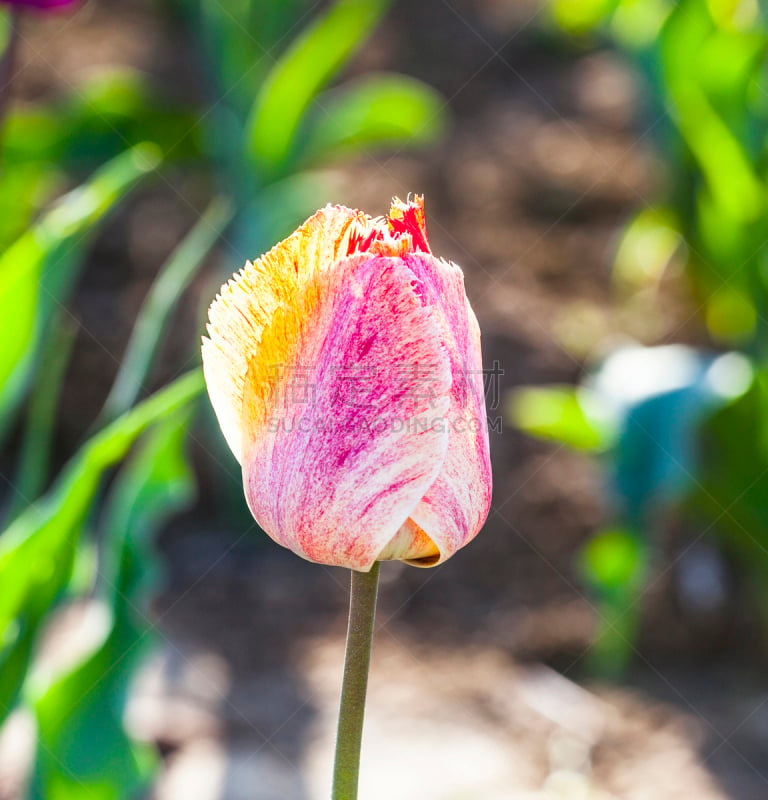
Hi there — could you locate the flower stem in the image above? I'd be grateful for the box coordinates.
[332,561,380,800]
[0,5,21,150]
[0,7,21,141]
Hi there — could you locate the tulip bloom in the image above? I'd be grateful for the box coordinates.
[202,197,491,571]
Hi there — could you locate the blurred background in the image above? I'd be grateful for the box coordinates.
[1,0,768,798]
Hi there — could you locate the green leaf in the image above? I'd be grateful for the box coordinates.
[579,526,647,678]
[8,319,77,519]
[1,107,65,165]
[580,526,644,593]
[610,0,672,50]
[613,207,683,293]
[0,8,10,53]
[0,144,161,437]
[245,0,389,175]
[660,2,763,223]
[0,370,203,723]
[300,73,446,162]
[28,602,156,800]
[101,195,234,421]
[68,68,154,121]
[551,0,617,36]
[62,70,204,165]
[705,285,757,343]
[692,369,768,567]
[196,0,266,109]
[101,409,197,602]
[0,162,60,252]
[507,385,615,451]
[27,412,197,800]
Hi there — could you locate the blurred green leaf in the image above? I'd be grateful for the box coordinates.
[70,68,155,120]
[693,370,768,564]
[0,613,41,721]
[0,370,203,723]
[580,526,644,592]
[579,526,646,677]
[547,0,768,673]
[613,207,683,293]
[0,143,161,438]
[63,70,203,164]
[196,0,266,109]
[246,0,389,174]
[610,0,673,49]
[102,195,234,422]
[507,385,615,451]
[28,411,197,800]
[0,162,60,251]
[0,8,10,52]
[101,407,196,601]
[3,71,203,169]
[28,602,156,800]
[2,107,64,164]
[9,319,77,520]
[705,284,757,343]
[699,29,766,114]
[301,73,446,162]
[661,1,763,223]
[551,0,617,35]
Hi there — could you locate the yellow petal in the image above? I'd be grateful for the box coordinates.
[202,205,371,462]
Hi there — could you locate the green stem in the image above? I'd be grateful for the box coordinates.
[0,7,21,143]
[332,561,380,800]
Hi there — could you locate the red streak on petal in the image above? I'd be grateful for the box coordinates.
[387,195,431,254]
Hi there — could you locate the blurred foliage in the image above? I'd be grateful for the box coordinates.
[552,0,768,350]
[29,409,197,800]
[172,0,446,249]
[510,0,768,674]
[0,0,447,794]
[0,372,203,722]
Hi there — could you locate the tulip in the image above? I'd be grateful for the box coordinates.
[203,197,492,798]
[202,196,492,571]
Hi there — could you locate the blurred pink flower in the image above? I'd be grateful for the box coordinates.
[202,197,492,571]
[0,0,78,9]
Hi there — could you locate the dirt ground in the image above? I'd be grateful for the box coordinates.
[3,0,768,798]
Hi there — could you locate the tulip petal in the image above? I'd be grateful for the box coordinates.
[241,254,452,570]
[402,253,492,565]
[387,195,431,254]
[202,205,374,462]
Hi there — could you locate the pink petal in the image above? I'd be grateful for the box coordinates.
[401,253,492,565]
[241,255,452,571]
